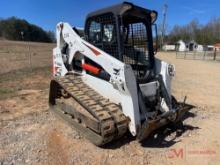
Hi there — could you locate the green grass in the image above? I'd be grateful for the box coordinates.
[0,87,15,94]
[0,66,51,100]
[0,87,15,99]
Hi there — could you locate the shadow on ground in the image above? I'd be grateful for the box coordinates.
[103,106,199,149]
[140,119,200,148]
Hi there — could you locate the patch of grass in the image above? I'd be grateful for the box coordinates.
[0,87,15,100]
[0,66,51,100]
[0,87,14,94]
[0,66,51,82]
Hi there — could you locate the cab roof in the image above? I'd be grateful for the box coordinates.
[86,1,157,23]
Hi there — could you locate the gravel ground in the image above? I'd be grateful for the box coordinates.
[0,52,220,165]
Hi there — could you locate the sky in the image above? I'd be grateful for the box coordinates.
[0,0,220,32]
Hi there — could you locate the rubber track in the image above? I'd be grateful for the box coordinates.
[52,74,128,145]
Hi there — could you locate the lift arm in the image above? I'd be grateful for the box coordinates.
[53,22,141,136]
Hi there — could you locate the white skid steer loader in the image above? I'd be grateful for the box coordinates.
[49,2,192,146]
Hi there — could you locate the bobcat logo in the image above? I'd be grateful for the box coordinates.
[113,68,120,75]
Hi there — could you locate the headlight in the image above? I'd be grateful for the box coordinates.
[168,64,175,77]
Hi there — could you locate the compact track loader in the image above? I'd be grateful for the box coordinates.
[49,2,191,146]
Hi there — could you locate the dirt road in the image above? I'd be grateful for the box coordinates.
[0,52,219,165]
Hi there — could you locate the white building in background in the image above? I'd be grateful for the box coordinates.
[176,40,204,52]
[163,44,176,51]
[187,40,199,51]
[196,45,204,51]
[176,40,186,51]
[207,45,214,51]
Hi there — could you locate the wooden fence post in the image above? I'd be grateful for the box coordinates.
[203,50,206,60]
[214,48,217,61]
[28,42,32,71]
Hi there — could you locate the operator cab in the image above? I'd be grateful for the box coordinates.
[85,2,157,81]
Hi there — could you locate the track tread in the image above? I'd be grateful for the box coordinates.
[50,74,128,145]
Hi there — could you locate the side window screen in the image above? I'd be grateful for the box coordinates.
[89,21,101,43]
[86,13,119,59]
[124,22,149,66]
[103,24,114,42]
